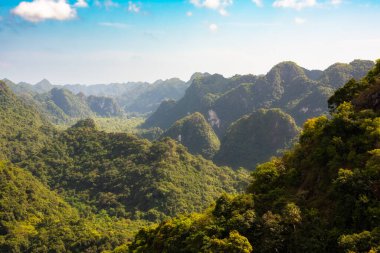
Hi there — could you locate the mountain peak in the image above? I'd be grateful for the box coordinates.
[267,61,306,84]
[35,78,52,85]
[189,72,211,83]
[161,112,220,159]
[0,80,11,94]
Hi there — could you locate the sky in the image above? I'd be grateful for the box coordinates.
[0,0,379,84]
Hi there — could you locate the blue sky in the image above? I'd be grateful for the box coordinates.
[0,0,379,84]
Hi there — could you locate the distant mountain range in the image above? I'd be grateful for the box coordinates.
[129,60,380,253]
[0,78,250,251]
[139,60,374,169]
[2,77,190,115]
[0,59,379,252]
[2,60,375,168]
[143,60,374,135]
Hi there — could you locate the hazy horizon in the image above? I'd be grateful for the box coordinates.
[1,0,379,84]
[2,57,377,86]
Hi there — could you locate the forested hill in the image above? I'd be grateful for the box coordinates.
[0,80,54,163]
[0,161,138,252]
[127,60,380,252]
[3,77,189,115]
[161,112,220,159]
[214,108,299,169]
[22,119,249,221]
[0,81,250,218]
[0,80,250,251]
[143,60,374,136]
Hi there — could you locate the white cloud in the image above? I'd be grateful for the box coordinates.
[330,0,342,5]
[294,17,306,24]
[273,0,317,10]
[104,0,119,9]
[128,1,140,13]
[190,0,233,16]
[74,0,88,8]
[186,11,193,16]
[252,0,263,7]
[12,0,76,22]
[209,23,218,32]
[99,22,129,28]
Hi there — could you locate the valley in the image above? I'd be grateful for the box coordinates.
[0,59,379,252]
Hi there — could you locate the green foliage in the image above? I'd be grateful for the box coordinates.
[144,60,374,135]
[0,161,143,252]
[142,99,177,129]
[125,78,189,114]
[129,66,380,252]
[162,112,220,159]
[319,60,375,89]
[328,59,380,112]
[0,81,54,163]
[21,119,249,221]
[43,88,94,118]
[87,95,124,117]
[0,82,249,251]
[338,228,380,253]
[327,79,369,112]
[215,109,299,169]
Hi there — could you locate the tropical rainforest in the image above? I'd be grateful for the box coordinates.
[0,59,379,252]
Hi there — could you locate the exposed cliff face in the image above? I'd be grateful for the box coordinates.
[144,60,374,138]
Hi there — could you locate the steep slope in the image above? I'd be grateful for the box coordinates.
[319,60,375,88]
[32,88,94,123]
[214,109,299,169]
[5,79,55,95]
[142,99,177,129]
[64,78,188,114]
[144,60,374,136]
[34,79,55,93]
[142,73,243,130]
[47,88,93,117]
[0,161,135,252]
[126,78,188,114]
[87,95,124,117]
[128,60,380,253]
[0,80,53,163]
[23,119,249,221]
[161,112,220,159]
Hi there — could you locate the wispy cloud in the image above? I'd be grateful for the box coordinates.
[330,0,342,5]
[190,0,233,16]
[224,22,281,28]
[186,11,193,17]
[252,0,263,7]
[273,0,317,10]
[128,1,140,13]
[94,0,119,9]
[98,22,130,28]
[11,0,76,23]
[104,0,119,9]
[74,0,88,8]
[272,0,343,10]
